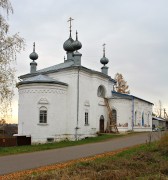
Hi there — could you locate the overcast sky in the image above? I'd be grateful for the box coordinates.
[7,0,168,123]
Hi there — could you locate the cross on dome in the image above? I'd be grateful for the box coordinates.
[103,43,106,57]
[33,42,36,52]
[100,43,109,66]
[29,42,38,61]
[63,18,82,53]
[67,17,74,37]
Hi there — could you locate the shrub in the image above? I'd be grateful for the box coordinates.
[157,132,168,155]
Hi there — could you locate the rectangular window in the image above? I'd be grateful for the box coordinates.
[39,110,47,123]
[85,112,89,125]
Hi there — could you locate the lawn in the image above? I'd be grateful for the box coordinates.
[0,133,125,156]
[18,132,168,180]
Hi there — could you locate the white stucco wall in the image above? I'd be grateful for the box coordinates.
[133,98,152,131]
[48,68,114,139]
[77,70,113,138]
[18,83,68,143]
[18,66,153,143]
[109,97,153,132]
[109,98,132,131]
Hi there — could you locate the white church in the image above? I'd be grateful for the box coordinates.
[17,19,153,143]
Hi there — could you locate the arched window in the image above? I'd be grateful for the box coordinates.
[97,85,106,98]
[134,111,137,125]
[85,110,89,125]
[147,113,150,126]
[39,106,47,123]
[99,115,104,133]
[142,112,144,126]
[112,109,117,124]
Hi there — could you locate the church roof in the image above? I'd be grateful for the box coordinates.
[152,116,166,122]
[37,60,74,73]
[17,74,68,86]
[19,61,116,83]
[112,91,153,105]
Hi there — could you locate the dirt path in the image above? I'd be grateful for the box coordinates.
[0,132,161,175]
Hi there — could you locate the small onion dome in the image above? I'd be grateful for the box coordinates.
[100,56,109,66]
[29,51,38,61]
[72,31,82,51]
[100,43,109,66]
[63,37,75,52]
[72,40,82,51]
[29,42,38,61]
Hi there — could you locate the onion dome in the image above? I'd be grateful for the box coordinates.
[100,56,109,66]
[63,37,75,52]
[100,43,109,66]
[29,42,38,61]
[72,31,82,51]
[63,17,76,52]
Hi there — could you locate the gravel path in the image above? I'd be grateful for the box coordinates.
[0,132,161,175]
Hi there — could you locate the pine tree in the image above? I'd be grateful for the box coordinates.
[114,73,130,94]
[0,0,25,120]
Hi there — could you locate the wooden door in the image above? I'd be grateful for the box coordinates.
[100,118,104,133]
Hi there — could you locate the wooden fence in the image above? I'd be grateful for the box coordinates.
[0,136,31,147]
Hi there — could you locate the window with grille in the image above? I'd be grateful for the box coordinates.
[134,111,137,125]
[85,112,89,125]
[112,109,117,124]
[39,107,47,123]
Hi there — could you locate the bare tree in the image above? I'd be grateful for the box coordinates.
[114,73,130,94]
[0,0,25,120]
[154,100,164,118]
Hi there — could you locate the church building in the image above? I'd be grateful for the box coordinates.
[16,19,153,143]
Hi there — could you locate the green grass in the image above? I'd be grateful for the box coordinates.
[0,133,125,156]
[21,132,168,180]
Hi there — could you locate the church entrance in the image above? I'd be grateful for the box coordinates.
[99,115,104,133]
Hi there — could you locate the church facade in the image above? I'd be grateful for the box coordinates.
[17,21,153,143]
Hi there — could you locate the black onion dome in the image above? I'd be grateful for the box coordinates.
[72,31,82,51]
[72,40,82,51]
[29,52,38,61]
[100,43,109,66]
[29,42,38,61]
[100,56,109,66]
[63,37,75,52]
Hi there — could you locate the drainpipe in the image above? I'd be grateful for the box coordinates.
[132,96,134,131]
[75,67,80,140]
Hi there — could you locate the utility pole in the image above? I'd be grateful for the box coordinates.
[159,100,162,117]
[164,108,168,119]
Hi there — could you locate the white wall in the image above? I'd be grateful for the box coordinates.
[18,83,68,143]
[48,68,114,139]
[109,97,153,132]
[77,70,113,138]
[134,99,153,129]
[18,67,152,143]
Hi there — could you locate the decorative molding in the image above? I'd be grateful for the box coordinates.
[19,89,66,95]
[84,100,90,107]
[38,98,49,104]
[98,100,105,106]
[37,123,48,126]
